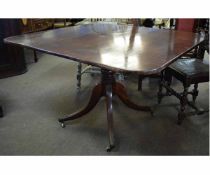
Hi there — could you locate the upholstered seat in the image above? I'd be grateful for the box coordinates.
[167,58,209,86]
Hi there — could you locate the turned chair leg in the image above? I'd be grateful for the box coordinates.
[165,73,172,96]
[138,76,144,91]
[192,84,199,103]
[77,63,82,89]
[177,86,189,125]
[33,50,38,62]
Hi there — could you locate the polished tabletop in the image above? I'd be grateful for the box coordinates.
[4,23,204,75]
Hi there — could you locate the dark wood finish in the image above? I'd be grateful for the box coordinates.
[58,83,103,123]
[4,23,204,151]
[58,69,151,151]
[33,50,38,62]
[4,23,204,75]
[0,106,3,118]
[166,59,209,86]
[138,73,160,91]
[21,19,53,63]
[158,58,209,124]
[0,19,27,78]
[114,82,151,111]
[138,18,209,91]
[197,35,208,59]
[157,72,164,104]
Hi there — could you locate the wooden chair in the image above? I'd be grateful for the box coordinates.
[157,57,209,124]
[158,20,209,124]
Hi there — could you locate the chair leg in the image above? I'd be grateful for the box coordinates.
[166,72,173,95]
[157,72,164,104]
[197,42,206,59]
[0,106,3,118]
[138,75,144,91]
[177,86,189,125]
[138,75,143,91]
[192,84,199,103]
[33,50,38,62]
[77,63,82,89]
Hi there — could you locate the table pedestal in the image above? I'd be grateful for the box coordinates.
[58,69,152,151]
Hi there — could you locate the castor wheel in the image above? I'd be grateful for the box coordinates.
[106,145,115,152]
[60,122,66,128]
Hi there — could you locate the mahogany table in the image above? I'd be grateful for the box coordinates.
[4,23,204,151]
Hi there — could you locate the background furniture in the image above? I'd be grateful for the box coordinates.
[21,19,53,33]
[0,19,26,79]
[21,19,53,62]
[0,19,27,118]
[158,58,209,124]
[52,19,72,28]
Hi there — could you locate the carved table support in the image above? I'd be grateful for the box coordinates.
[58,69,152,151]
